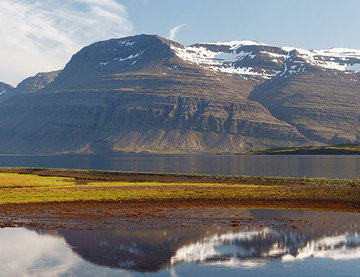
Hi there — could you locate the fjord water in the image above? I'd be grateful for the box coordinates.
[0,153,360,178]
[1,209,360,276]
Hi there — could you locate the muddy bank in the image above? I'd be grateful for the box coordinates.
[0,167,359,230]
[1,200,359,230]
[1,167,357,185]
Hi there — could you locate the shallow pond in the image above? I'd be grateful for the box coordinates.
[0,153,360,178]
[1,209,360,276]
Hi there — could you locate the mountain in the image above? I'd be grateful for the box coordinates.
[0,81,13,92]
[0,34,359,154]
[15,70,61,94]
[249,70,360,144]
[0,81,15,103]
[0,71,62,104]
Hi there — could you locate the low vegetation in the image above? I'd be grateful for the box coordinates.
[243,144,360,155]
[0,168,359,211]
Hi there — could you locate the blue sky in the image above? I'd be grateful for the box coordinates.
[1,0,360,85]
[125,0,360,49]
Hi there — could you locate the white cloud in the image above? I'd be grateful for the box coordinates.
[0,0,134,86]
[169,24,186,41]
[0,228,134,276]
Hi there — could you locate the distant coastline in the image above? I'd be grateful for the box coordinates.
[242,144,360,155]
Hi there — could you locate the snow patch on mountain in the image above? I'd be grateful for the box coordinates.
[118,39,136,47]
[281,46,360,72]
[204,40,268,48]
[114,51,144,62]
[172,40,360,79]
[262,51,287,64]
[171,44,273,78]
[99,51,144,67]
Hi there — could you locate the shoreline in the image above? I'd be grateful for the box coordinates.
[1,166,359,182]
[0,167,359,230]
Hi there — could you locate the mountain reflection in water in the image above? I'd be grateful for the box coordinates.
[1,209,360,276]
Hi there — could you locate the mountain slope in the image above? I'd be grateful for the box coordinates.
[249,70,360,144]
[0,82,13,92]
[0,71,61,104]
[171,41,360,81]
[0,34,359,153]
[15,70,61,93]
[0,82,14,103]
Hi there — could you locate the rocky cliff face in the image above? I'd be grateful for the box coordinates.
[0,82,14,103]
[0,71,62,104]
[0,82,13,92]
[250,70,360,144]
[0,34,359,153]
[15,70,61,93]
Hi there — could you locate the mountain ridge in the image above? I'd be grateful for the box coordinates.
[15,70,61,94]
[0,34,359,153]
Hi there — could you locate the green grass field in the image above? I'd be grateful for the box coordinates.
[0,170,359,211]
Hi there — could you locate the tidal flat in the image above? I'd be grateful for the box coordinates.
[0,168,359,230]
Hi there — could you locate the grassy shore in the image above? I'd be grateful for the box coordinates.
[0,168,359,211]
[243,144,360,155]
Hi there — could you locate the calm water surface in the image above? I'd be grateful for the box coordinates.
[0,153,359,178]
[1,209,360,276]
